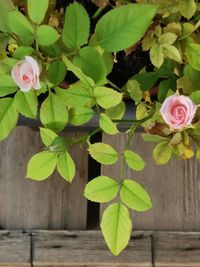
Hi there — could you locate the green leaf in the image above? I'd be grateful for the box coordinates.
[190,91,200,104]
[142,133,168,143]
[57,151,75,183]
[0,74,18,97]
[196,146,200,161]
[163,45,182,63]
[8,10,34,45]
[14,90,38,119]
[0,0,15,33]
[131,72,159,91]
[69,107,94,126]
[47,60,67,85]
[73,46,107,85]
[105,101,126,120]
[155,59,174,78]
[40,93,69,132]
[153,141,173,165]
[40,127,58,147]
[187,44,200,71]
[158,32,177,46]
[150,43,164,68]
[48,136,70,153]
[101,203,132,256]
[179,0,196,19]
[27,151,57,181]
[13,46,34,59]
[62,1,90,48]
[126,80,142,102]
[95,4,157,52]
[84,176,119,203]
[99,113,119,135]
[36,25,59,46]
[62,55,94,87]
[94,87,123,109]
[0,98,18,140]
[124,149,145,171]
[120,179,152,211]
[88,142,119,165]
[28,0,49,24]
[56,82,93,108]
[158,77,176,103]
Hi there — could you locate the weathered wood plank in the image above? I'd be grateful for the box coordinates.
[153,232,200,267]
[32,230,152,266]
[0,230,31,266]
[101,133,200,231]
[0,127,88,230]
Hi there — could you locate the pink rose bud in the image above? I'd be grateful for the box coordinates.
[160,94,197,130]
[12,56,41,92]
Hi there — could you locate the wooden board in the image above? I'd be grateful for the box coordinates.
[153,232,200,267]
[0,230,31,266]
[0,126,88,230]
[32,230,152,266]
[101,133,200,231]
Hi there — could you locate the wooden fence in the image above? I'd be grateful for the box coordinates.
[0,126,200,266]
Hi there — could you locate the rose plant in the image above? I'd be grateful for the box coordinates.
[0,0,200,256]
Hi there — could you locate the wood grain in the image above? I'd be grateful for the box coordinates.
[0,126,88,230]
[0,230,31,266]
[32,230,152,266]
[101,133,200,231]
[153,232,200,267]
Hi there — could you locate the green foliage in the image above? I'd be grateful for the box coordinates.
[13,46,34,59]
[94,87,123,109]
[187,44,200,71]
[99,113,119,135]
[62,1,90,49]
[57,151,75,182]
[56,82,93,108]
[14,90,38,119]
[101,203,132,256]
[153,141,173,165]
[0,0,15,33]
[0,74,18,97]
[69,107,94,126]
[131,72,159,91]
[8,11,34,45]
[95,4,157,52]
[1,0,200,257]
[36,25,59,46]
[27,151,57,181]
[28,0,49,24]
[124,149,145,171]
[126,80,143,102]
[142,133,168,143]
[105,101,126,120]
[40,127,58,147]
[88,142,119,165]
[62,55,94,87]
[179,0,196,19]
[73,46,107,85]
[47,60,66,85]
[0,98,18,140]
[84,176,119,203]
[40,93,68,132]
[120,179,152,211]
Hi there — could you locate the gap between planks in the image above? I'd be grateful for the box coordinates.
[1,231,200,266]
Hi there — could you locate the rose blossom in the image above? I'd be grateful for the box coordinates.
[160,94,197,130]
[12,56,41,92]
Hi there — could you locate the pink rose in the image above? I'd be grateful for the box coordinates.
[12,56,41,92]
[160,94,197,130]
